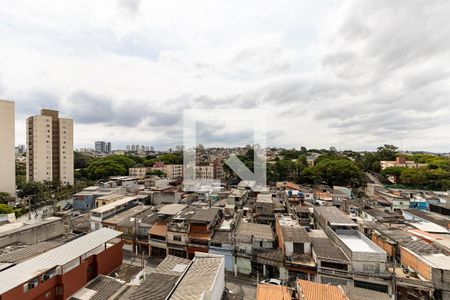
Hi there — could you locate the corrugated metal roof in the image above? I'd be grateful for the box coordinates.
[169,255,224,300]
[0,228,122,294]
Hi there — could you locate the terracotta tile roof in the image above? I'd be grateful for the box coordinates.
[297,280,346,300]
[149,222,168,237]
[256,284,291,300]
[188,232,211,240]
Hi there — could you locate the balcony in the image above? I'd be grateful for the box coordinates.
[318,267,352,278]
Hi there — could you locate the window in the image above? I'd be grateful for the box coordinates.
[293,243,305,254]
[173,235,182,242]
[23,278,39,293]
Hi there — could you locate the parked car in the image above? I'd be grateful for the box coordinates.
[260,278,287,286]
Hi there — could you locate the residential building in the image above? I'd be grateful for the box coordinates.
[129,255,190,300]
[209,230,235,272]
[311,236,352,286]
[72,186,124,211]
[164,164,183,179]
[26,109,74,185]
[149,221,169,257]
[313,206,358,231]
[0,100,15,195]
[276,214,315,281]
[380,156,427,170]
[328,229,390,293]
[101,205,152,251]
[94,141,107,153]
[15,144,25,155]
[187,207,221,258]
[129,167,148,179]
[168,253,225,300]
[0,228,123,300]
[166,207,196,258]
[95,194,125,207]
[235,222,274,275]
[0,217,65,248]
[296,280,390,300]
[89,196,139,231]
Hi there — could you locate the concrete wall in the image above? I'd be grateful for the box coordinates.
[400,247,431,281]
[0,100,15,196]
[207,257,225,300]
[0,218,65,248]
[209,248,234,272]
[371,234,395,257]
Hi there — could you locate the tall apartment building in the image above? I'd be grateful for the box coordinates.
[26,109,74,185]
[95,141,111,153]
[0,100,16,195]
[95,141,106,153]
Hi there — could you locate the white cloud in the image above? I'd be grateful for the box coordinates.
[1,0,449,152]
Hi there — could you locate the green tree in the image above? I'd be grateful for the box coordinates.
[74,151,94,169]
[376,144,398,161]
[17,181,51,208]
[314,157,362,187]
[158,153,183,164]
[147,170,166,177]
[0,204,13,214]
[300,167,319,184]
[0,192,12,205]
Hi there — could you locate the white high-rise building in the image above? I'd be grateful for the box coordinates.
[0,100,16,195]
[26,109,74,185]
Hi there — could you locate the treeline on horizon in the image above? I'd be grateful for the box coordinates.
[71,144,450,191]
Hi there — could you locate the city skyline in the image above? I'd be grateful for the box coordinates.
[1,1,450,152]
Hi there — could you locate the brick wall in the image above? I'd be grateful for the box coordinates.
[400,247,431,281]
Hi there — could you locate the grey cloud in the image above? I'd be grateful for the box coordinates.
[66,90,114,124]
[65,91,155,127]
[117,0,141,16]
[14,90,60,116]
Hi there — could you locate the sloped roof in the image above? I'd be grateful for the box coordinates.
[169,255,224,300]
[312,238,349,262]
[148,222,168,237]
[340,285,390,300]
[256,284,291,300]
[297,280,347,300]
[0,228,122,294]
[236,222,274,241]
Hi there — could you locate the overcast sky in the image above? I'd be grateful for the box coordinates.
[1,0,450,152]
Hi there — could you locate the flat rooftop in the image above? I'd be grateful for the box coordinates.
[339,234,377,253]
[335,230,385,254]
[0,217,62,237]
[256,194,273,203]
[314,206,356,227]
[90,196,138,214]
[158,204,188,216]
[102,205,152,226]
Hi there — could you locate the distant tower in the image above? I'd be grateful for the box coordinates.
[95,141,106,153]
[106,142,111,153]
